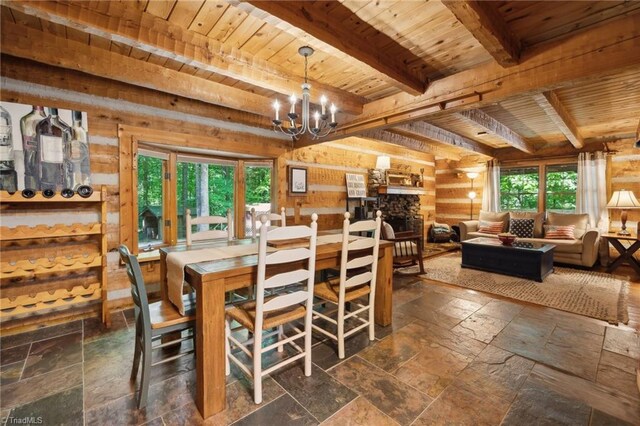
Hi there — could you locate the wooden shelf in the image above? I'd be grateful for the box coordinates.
[1,254,103,279]
[0,223,102,241]
[0,186,109,328]
[378,186,426,195]
[1,283,101,310]
[0,190,102,203]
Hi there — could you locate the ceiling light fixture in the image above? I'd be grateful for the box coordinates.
[272,46,338,140]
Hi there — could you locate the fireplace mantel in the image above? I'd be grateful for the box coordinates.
[377,185,427,195]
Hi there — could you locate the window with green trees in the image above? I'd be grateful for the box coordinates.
[545,163,577,213]
[137,152,166,247]
[499,163,577,212]
[500,167,539,211]
[136,148,274,249]
[177,157,236,241]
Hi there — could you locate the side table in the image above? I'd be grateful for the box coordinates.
[601,233,640,275]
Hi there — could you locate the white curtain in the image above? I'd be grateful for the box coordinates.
[577,152,609,231]
[481,159,500,212]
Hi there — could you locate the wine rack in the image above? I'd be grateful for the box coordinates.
[0,186,109,327]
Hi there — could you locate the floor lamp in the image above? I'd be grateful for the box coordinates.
[467,172,479,220]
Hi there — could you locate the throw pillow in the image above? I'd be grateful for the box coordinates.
[478,220,504,234]
[544,224,576,240]
[509,211,545,238]
[509,218,535,238]
[479,211,509,232]
[382,222,395,239]
[546,212,588,239]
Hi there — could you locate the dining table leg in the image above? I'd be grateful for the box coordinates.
[375,244,393,326]
[193,274,227,419]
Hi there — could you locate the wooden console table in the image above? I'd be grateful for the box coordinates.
[602,233,640,275]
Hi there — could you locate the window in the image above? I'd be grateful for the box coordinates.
[137,150,168,249]
[499,163,578,213]
[500,167,539,212]
[244,162,273,236]
[545,164,577,213]
[120,127,277,256]
[177,156,236,241]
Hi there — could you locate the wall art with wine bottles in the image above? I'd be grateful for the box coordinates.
[0,101,92,196]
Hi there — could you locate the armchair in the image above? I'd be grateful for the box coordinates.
[381,222,425,274]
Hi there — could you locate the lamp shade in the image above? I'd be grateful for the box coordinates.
[375,155,391,170]
[466,172,479,180]
[607,190,640,208]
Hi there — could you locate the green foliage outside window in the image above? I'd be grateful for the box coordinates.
[245,166,272,204]
[499,164,577,213]
[500,167,539,211]
[545,164,577,213]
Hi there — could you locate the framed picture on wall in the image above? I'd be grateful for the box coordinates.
[288,166,308,195]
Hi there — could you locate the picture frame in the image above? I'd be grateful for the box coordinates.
[288,166,308,195]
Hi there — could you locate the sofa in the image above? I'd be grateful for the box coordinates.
[459,211,601,267]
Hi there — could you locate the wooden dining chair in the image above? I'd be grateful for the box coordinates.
[185,208,233,245]
[381,221,425,274]
[312,211,382,359]
[250,207,286,237]
[225,214,318,403]
[118,245,195,408]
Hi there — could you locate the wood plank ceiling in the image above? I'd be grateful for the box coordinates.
[1,0,639,161]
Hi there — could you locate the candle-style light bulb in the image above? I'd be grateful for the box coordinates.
[320,95,327,115]
[289,94,297,114]
[314,111,320,129]
[273,100,280,121]
[330,104,337,123]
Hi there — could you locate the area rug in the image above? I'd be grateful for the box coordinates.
[414,253,629,324]
[422,242,460,258]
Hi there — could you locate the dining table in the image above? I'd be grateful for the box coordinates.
[159,235,394,419]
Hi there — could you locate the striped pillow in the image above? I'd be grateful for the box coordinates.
[478,220,504,234]
[544,224,576,240]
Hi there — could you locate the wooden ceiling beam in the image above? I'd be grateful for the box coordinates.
[388,122,494,158]
[458,109,534,153]
[532,91,585,149]
[442,0,521,67]
[3,0,364,115]
[358,129,461,160]
[242,0,427,96]
[0,21,281,119]
[324,14,640,143]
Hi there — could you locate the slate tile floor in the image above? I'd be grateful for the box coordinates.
[1,275,639,426]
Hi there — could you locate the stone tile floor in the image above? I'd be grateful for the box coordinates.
[1,274,639,425]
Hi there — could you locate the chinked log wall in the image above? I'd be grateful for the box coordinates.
[435,158,485,226]
[0,56,435,328]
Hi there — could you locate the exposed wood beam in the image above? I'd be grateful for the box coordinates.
[1,54,273,132]
[492,138,634,162]
[636,118,640,140]
[0,21,282,119]
[458,109,534,153]
[532,91,585,148]
[358,129,461,160]
[442,0,521,67]
[323,14,640,143]
[3,0,364,115]
[242,0,427,95]
[388,122,494,158]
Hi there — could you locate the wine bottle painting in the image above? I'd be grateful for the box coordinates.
[0,102,91,192]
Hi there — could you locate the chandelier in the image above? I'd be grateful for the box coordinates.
[272,46,338,140]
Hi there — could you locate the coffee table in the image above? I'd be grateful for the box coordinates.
[461,237,555,282]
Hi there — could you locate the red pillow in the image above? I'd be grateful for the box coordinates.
[544,225,576,240]
[478,220,504,234]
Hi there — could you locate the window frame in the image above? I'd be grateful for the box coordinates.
[499,160,578,214]
[119,125,276,257]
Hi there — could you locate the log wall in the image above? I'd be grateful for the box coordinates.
[435,158,485,226]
